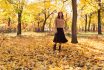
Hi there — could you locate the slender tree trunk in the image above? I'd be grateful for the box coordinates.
[98,0,102,34]
[7,17,11,32]
[82,26,84,32]
[17,12,22,35]
[71,0,78,43]
[41,10,55,32]
[88,14,92,31]
[8,17,11,27]
[42,19,46,32]
[49,17,52,31]
[37,22,40,32]
[85,14,87,32]
[93,24,96,32]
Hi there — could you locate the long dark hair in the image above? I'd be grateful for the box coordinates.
[57,12,64,19]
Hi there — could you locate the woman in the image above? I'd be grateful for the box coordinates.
[53,12,68,52]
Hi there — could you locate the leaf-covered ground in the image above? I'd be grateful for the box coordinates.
[0,32,104,70]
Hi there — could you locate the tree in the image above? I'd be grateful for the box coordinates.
[0,0,16,32]
[85,14,88,32]
[41,0,56,32]
[98,0,102,34]
[88,13,92,31]
[71,0,78,44]
[27,0,57,32]
[7,0,26,35]
[41,9,56,32]
[17,7,23,35]
[79,0,98,33]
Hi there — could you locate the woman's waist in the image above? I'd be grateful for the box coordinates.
[56,26,64,28]
[57,27,63,29]
[56,28,64,31]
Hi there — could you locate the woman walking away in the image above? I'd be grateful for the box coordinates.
[53,12,68,52]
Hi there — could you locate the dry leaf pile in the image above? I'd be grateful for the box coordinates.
[0,34,104,70]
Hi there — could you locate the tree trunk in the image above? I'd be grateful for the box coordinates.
[38,22,40,31]
[7,17,11,32]
[71,0,78,44]
[88,14,92,31]
[8,17,11,27]
[49,18,52,31]
[98,0,102,34]
[38,22,40,29]
[85,14,87,32]
[17,12,22,35]
[98,9,102,34]
[93,24,96,32]
[82,26,84,32]
[41,19,46,32]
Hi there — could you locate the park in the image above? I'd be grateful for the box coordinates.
[0,0,104,70]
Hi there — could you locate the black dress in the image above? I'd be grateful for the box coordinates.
[53,28,68,43]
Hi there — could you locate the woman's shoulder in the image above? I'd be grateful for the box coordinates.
[55,17,58,20]
[55,17,58,21]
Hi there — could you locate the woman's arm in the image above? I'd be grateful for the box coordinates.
[54,18,57,33]
[63,19,66,31]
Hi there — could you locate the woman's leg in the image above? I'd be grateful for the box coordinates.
[53,43,57,51]
[59,43,61,52]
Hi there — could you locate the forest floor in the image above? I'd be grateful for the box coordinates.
[0,32,104,70]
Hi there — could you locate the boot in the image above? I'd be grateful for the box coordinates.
[59,45,61,52]
[53,44,56,51]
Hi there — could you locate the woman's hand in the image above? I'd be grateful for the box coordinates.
[53,27,57,33]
